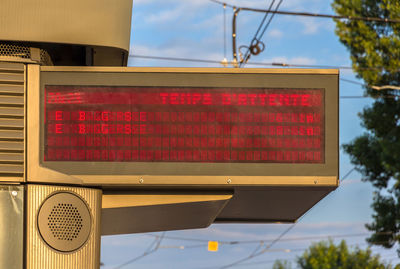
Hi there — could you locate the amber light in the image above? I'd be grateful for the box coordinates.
[44,86,325,163]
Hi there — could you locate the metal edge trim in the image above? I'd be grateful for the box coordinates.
[40,66,339,75]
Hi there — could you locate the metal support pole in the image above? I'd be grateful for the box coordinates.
[0,185,24,269]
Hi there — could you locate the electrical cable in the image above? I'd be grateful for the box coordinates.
[146,231,393,246]
[259,1,282,39]
[112,232,166,269]
[218,224,296,268]
[157,238,396,253]
[208,0,400,23]
[129,55,400,99]
[210,0,400,64]
[238,0,278,67]
[128,54,381,70]
[241,0,284,67]
[252,0,276,45]
[340,78,365,86]
[341,167,355,181]
[129,54,400,97]
[209,0,235,9]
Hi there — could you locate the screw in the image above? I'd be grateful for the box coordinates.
[227,178,232,184]
[11,191,18,197]
[314,180,318,184]
[139,178,144,184]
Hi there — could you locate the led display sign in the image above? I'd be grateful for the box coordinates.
[44,86,325,164]
[26,67,339,223]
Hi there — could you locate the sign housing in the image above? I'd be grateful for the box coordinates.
[27,66,339,225]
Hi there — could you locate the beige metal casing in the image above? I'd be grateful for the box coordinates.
[27,66,339,223]
[26,184,101,269]
[102,191,233,235]
[28,66,338,186]
[0,0,132,52]
[0,185,24,269]
[0,62,25,182]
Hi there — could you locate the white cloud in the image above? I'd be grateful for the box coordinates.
[299,18,320,34]
[267,29,283,39]
[145,7,185,24]
[290,56,317,65]
[136,0,216,24]
[131,42,223,61]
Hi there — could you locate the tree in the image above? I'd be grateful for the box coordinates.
[296,240,394,269]
[332,0,400,254]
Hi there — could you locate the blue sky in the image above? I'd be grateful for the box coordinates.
[101,1,399,268]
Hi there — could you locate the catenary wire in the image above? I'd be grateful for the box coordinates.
[258,1,283,40]
[341,167,355,181]
[208,0,400,23]
[128,54,382,70]
[129,54,400,98]
[146,231,392,245]
[112,232,165,269]
[159,239,396,253]
[241,0,284,67]
[239,0,280,67]
[219,224,297,268]
[210,0,400,65]
[252,0,276,44]
[340,78,365,86]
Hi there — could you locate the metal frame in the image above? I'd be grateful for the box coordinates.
[27,66,339,187]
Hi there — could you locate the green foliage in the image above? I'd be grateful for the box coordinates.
[273,259,292,269]
[332,0,400,92]
[332,0,400,254]
[297,240,391,269]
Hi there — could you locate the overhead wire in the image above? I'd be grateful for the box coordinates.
[209,0,235,9]
[209,0,400,65]
[129,54,400,99]
[128,54,383,70]
[129,54,353,69]
[238,0,281,67]
[208,0,400,24]
[112,232,166,269]
[216,224,296,268]
[157,238,396,253]
[340,78,365,86]
[258,1,283,40]
[146,231,393,246]
[341,167,355,181]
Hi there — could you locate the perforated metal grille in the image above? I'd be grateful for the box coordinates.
[48,203,83,241]
[37,192,92,252]
[0,44,53,65]
[0,44,29,58]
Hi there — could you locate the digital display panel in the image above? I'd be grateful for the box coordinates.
[44,86,324,163]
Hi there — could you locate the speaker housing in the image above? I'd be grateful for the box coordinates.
[26,185,101,269]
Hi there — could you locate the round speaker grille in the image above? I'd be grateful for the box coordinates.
[37,192,92,252]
